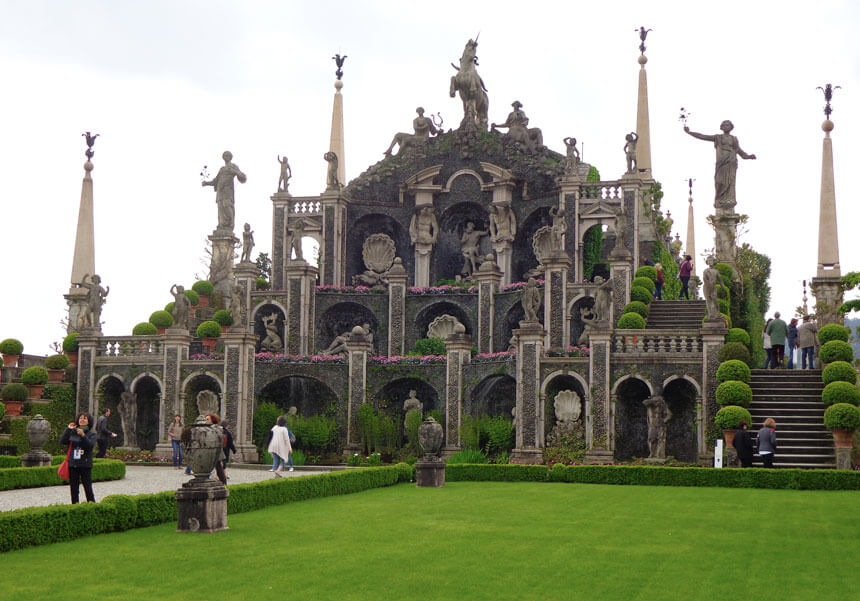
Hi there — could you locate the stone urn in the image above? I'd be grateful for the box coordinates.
[21,414,52,466]
[722,429,737,448]
[418,417,444,460]
[186,416,222,482]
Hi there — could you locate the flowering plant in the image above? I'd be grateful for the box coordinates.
[105,449,169,464]
[190,352,224,361]
[255,353,346,364]
[545,345,590,358]
[370,354,446,365]
[316,285,385,294]
[408,285,477,295]
[500,279,544,292]
[472,350,516,362]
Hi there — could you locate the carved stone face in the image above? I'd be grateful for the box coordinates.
[222,151,233,162]
[720,120,734,133]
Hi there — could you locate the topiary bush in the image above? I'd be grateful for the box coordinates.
[164,302,175,314]
[821,381,860,406]
[818,323,851,345]
[132,322,158,336]
[823,403,860,431]
[191,280,214,296]
[45,354,70,370]
[716,359,751,383]
[183,289,200,306]
[149,310,174,328]
[717,342,751,365]
[0,402,4,421]
[212,310,233,327]
[632,277,655,294]
[196,321,221,338]
[822,361,858,386]
[714,405,753,431]
[21,366,49,386]
[616,312,646,329]
[1,383,28,402]
[623,301,649,318]
[819,340,854,364]
[635,266,657,281]
[630,286,653,305]
[62,333,79,353]
[0,339,23,355]
[725,328,751,347]
[715,380,753,406]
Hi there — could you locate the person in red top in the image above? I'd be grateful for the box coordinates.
[654,262,665,300]
[678,255,692,299]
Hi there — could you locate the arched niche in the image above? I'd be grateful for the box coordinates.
[254,303,286,353]
[512,206,551,283]
[613,376,652,462]
[132,375,162,452]
[316,302,380,354]
[346,213,410,285]
[435,201,490,282]
[414,301,472,341]
[95,375,126,447]
[469,374,516,418]
[543,374,587,438]
[662,377,699,463]
[569,295,595,348]
[580,224,611,282]
[258,375,340,417]
[183,373,223,423]
[372,378,441,419]
[498,302,525,353]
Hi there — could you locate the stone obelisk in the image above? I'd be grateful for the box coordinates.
[634,27,652,177]
[685,179,696,278]
[329,54,346,186]
[65,133,98,333]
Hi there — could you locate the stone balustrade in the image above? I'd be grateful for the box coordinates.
[95,336,163,358]
[611,330,702,354]
[290,200,321,215]
[581,180,625,200]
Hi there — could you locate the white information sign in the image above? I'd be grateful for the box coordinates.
[714,439,724,468]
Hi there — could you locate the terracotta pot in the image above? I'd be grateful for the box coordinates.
[722,429,737,447]
[156,326,166,335]
[3,401,22,416]
[25,384,45,400]
[201,337,218,353]
[65,351,78,366]
[831,429,856,448]
[198,295,210,308]
[47,369,65,384]
[220,325,229,334]
[1,354,20,368]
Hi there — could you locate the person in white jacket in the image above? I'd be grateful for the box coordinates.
[267,416,293,474]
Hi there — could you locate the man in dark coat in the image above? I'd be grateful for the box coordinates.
[95,408,116,458]
[732,419,754,468]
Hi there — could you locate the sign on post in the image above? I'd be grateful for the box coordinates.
[714,439,723,468]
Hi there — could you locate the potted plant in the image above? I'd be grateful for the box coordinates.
[184,289,201,316]
[0,354,4,384]
[132,322,158,336]
[21,366,49,399]
[45,354,70,383]
[62,333,80,366]
[212,309,233,333]
[192,281,214,308]
[715,380,753,406]
[820,381,860,406]
[1,382,27,416]
[714,405,753,447]
[616,312,646,345]
[823,403,860,447]
[149,310,174,335]
[0,338,23,368]
[196,320,222,353]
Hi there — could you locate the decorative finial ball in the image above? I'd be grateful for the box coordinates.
[84,160,94,172]
[334,80,343,91]
[351,325,364,336]
[822,119,834,133]
[638,55,648,66]
[453,322,466,335]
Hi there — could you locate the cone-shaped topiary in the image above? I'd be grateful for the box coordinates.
[714,405,752,430]
[818,323,851,345]
[725,328,751,348]
[632,277,655,294]
[132,322,158,336]
[212,310,233,327]
[62,333,79,352]
[717,341,750,365]
[149,310,174,328]
[0,339,23,355]
[616,312,646,329]
[822,361,858,386]
[196,320,222,338]
[21,366,49,386]
[823,403,860,431]
[45,354,70,370]
[718,298,730,315]
[183,289,200,306]
[192,280,214,296]
[716,359,752,383]
[715,380,753,406]
[623,301,649,318]
[821,381,860,406]
[630,286,652,305]
[1,382,28,402]
[819,340,854,364]
[635,266,657,281]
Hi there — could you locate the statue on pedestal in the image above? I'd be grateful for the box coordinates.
[170,284,189,330]
[489,203,516,243]
[324,151,340,190]
[202,151,246,231]
[624,132,638,174]
[241,223,255,263]
[491,101,543,152]
[118,392,138,449]
[450,38,489,131]
[287,218,305,261]
[521,278,541,323]
[577,307,596,346]
[384,108,441,156]
[702,255,727,321]
[403,390,423,414]
[593,276,613,323]
[460,222,489,277]
[549,207,566,250]
[409,206,439,245]
[643,395,672,460]
[563,137,580,175]
[75,274,109,330]
[276,155,291,194]
[227,282,245,327]
[260,313,282,352]
[684,120,756,209]
[612,207,627,254]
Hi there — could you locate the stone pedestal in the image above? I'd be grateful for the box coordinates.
[221,328,259,463]
[711,210,740,274]
[700,324,727,462]
[320,191,348,286]
[608,256,633,322]
[232,262,258,328]
[345,332,372,452]
[285,260,318,355]
[387,261,408,356]
[811,276,844,327]
[415,460,446,487]
[64,286,89,335]
[836,446,853,470]
[512,321,544,464]
[444,331,472,454]
[208,228,238,298]
[21,414,52,467]
[475,259,502,354]
[585,329,612,463]
[543,251,572,349]
[270,191,292,290]
[413,242,433,288]
[154,329,192,459]
[492,240,513,286]
[176,480,229,533]
[75,331,100,416]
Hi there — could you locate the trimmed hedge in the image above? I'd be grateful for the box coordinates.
[191,280,214,296]
[45,354,70,370]
[822,361,858,386]
[183,289,200,306]
[196,320,222,338]
[717,342,751,365]
[0,459,125,492]
[212,309,233,327]
[715,380,753,406]
[819,340,854,364]
[818,323,850,345]
[623,301,649,318]
[716,360,752,383]
[725,328,751,347]
[62,333,80,352]
[630,286,652,305]
[0,339,23,355]
[2,383,28,402]
[21,366,49,386]
[821,381,860,406]
[823,403,860,431]
[632,277,655,294]
[132,322,158,336]
[634,266,657,281]
[616,312,646,329]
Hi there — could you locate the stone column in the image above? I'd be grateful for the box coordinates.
[608,253,632,324]
[701,324,726,464]
[344,329,372,452]
[232,262,257,329]
[208,229,238,299]
[712,210,740,275]
[542,251,572,349]
[585,328,613,463]
[475,257,502,354]
[270,192,292,290]
[320,192,347,286]
[444,327,472,455]
[512,321,544,464]
[154,328,192,459]
[635,54,652,177]
[413,242,433,288]
[220,328,259,462]
[74,331,100,416]
[387,259,408,356]
[284,260,318,355]
[492,240,513,286]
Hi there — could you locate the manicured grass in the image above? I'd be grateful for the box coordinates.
[3,481,859,600]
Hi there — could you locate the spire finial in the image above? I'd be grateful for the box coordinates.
[688,177,694,200]
[636,26,652,55]
[817,83,840,119]
[82,131,99,162]
[332,53,347,81]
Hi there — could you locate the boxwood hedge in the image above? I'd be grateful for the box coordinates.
[0,459,125,491]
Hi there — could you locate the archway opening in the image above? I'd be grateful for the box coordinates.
[614,377,651,461]
[184,374,222,423]
[258,376,340,417]
[96,375,125,447]
[316,302,381,355]
[469,374,516,418]
[133,376,161,451]
[663,378,699,463]
[570,296,596,348]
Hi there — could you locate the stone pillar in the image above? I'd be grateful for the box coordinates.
[320,192,347,286]
[270,192,292,290]
[387,259,408,356]
[154,328,192,459]
[711,210,740,274]
[413,242,433,288]
[685,190,697,278]
[492,240,513,286]
[700,324,726,463]
[344,329,372,452]
[836,446,852,470]
[543,252,572,349]
[585,329,613,463]
[284,260,318,355]
[220,328,258,462]
[232,262,257,328]
[812,117,844,327]
[635,54,652,177]
[608,257,632,324]
[75,332,100,416]
[444,327,472,455]
[475,257,502,353]
[208,229,238,299]
[512,321,544,464]
[329,78,346,186]
[811,278,844,328]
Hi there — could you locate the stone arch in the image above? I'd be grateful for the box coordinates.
[94,372,126,396]
[613,376,652,461]
[567,294,596,348]
[469,374,516,418]
[251,298,287,323]
[579,223,611,282]
[512,205,552,283]
[542,373,588,437]
[443,169,485,191]
[95,374,125,447]
[435,201,491,282]
[131,375,162,452]
[662,376,700,463]
[254,302,286,353]
[183,373,223,423]
[346,213,410,286]
[414,301,473,340]
[662,374,702,397]
[258,375,341,417]
[372,378,441,420]
[316,301,381,354]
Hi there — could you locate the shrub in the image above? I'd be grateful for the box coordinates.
[191,280,214,296]
[252,402,281,452]
[718,342,750,364]
[616,312,646,329]
[715,380,753,406]
[287,414,339,455]
[357,402,377,455]
[410,337,446,356]
[44,354,70,370]
[718,298,730,316]
[632,277,655,294]
[21,366,49,386]
[374,415,400,455]
[716,359,752,383]
[446,448,489,464]
[821,381,860,406]
[714,262,734,283]
[2,383,29,402]
[164,302,175,313]
[196,321,221,338]
[132,322,158,336]
[0,459,125,492]
[0,355,3,368]
[823,403,860,431]
[635,266,657,281]
[0,339,23,355]
[0,402,5,421]
[725,328,751,347]
[405,409,422,454]
[62,333,79,353]
[212,310,233,327]
[623,301,649,318]
[149,310,174,328]
[714,405,753,430]
[630,286,652,305]
[717,283,730,300]
[256,277,271,291]
[818,323,851,345]
[819,340,854,364]
[183,289,200,306]
[822,361,858,386]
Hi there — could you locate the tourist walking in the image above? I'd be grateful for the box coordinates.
[678,255,692,299]
[797,315,819,369]
[167,414,184,469]
[757,418,777,468]
[59,413,98,503]
[762,318,774,369]
[766,312,788,368]
[220,420,238,480]
[653,262,665,300]
[786,318,799,369]
[733,419,754,468]
[94,408,116,458]
[267,416,293,474]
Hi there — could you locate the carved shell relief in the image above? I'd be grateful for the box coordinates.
[427,314,463,339]
[362,233,396,274]
[554,389,582,424]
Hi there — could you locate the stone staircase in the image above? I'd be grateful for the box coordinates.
[748,369,834,469]
[645,300,706,329]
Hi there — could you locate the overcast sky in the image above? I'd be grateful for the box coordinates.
[2,0,859,355]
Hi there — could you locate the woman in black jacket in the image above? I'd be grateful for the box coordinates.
[732,419,754,468]
[59,413,98,503]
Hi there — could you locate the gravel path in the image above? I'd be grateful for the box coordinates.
[0,465,329,513]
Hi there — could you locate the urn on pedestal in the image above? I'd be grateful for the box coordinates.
[21,414,52,466]
[416,416,445,487]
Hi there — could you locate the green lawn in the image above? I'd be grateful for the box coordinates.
[2,481,859,600]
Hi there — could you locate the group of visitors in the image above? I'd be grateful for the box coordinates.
[642,255,693,300]
[732,418,778,468]
[763,313,819,369]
